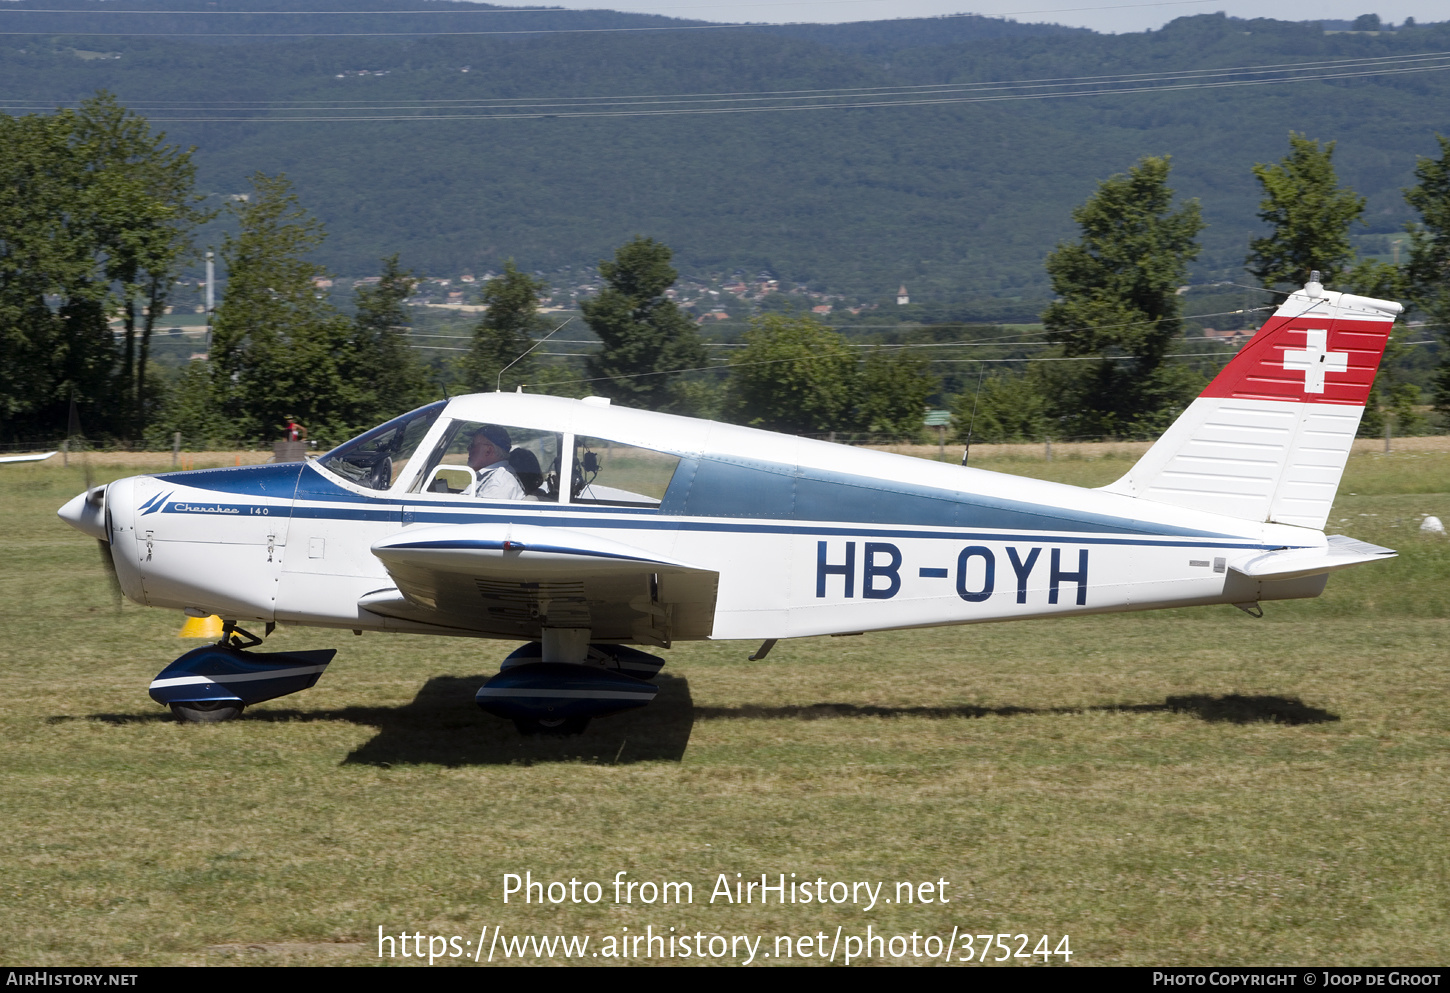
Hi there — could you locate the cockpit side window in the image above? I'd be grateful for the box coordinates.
[411,419,563,502]
[572,437,683,509]
[315,401,446,491]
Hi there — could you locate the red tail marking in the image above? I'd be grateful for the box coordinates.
[1199,314,1392,406]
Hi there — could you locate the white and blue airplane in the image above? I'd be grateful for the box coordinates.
[58,276,1400,733]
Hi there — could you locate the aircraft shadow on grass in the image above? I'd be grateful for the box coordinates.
[692,694,1340,727]
[68,674,694,764]
[75,679,1336,767]
[294,673,697,767]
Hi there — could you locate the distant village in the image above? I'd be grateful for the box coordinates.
[308,270,899,323]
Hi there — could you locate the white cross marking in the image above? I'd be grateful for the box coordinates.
[1282,328,1348,394]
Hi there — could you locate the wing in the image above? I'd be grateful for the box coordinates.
[360,523,718,645]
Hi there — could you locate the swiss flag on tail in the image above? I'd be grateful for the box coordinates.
[1202,280,1396,406]
[1102,276,1403,531]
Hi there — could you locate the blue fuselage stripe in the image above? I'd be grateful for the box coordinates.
[159,499,1281,550]
[153,462,1291,551]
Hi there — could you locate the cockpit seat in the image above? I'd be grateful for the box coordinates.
[508,448,545,499]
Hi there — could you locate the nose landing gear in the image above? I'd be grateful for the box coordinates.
[150,620,336,723]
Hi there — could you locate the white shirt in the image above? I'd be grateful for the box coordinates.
[472,458,525,500]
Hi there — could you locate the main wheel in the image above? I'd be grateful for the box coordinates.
[513,716,590,736]
[171,700,244,723]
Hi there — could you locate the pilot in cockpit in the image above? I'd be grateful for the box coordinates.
[467,425,526,501]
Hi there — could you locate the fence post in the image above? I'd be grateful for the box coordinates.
[1045,437,1052,462]
[172,431,181,468]
[62,438,68,468]
[1384,420,1392,454]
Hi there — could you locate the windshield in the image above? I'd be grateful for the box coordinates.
[316,401,447,490]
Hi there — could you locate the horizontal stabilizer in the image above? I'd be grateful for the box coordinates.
[1230,534,1395,581]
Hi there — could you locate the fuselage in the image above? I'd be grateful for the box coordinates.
[86,393,1327,642]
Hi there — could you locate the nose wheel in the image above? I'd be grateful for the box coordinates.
[171,700,245,723]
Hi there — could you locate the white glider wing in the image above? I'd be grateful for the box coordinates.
[362,523,718,645]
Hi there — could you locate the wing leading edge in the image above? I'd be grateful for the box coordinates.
[362,523,718,645]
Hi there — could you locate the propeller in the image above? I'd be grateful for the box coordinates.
[96,531,123,613]
[70,398,122,613]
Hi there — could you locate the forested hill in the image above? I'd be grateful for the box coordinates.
[2,2,1447,317]
[0,1,1081,47]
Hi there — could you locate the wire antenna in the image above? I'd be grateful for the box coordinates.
[497,317,572,392]
[962,360,986,465]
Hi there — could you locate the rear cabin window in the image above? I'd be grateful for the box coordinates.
[572,437,683,508]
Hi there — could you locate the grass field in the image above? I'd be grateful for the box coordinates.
[2,447,1447,966]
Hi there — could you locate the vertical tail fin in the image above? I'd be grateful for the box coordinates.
[1101,276,1403,530]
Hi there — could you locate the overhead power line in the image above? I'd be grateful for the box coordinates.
[13,50,1444,115]
[13,51,1437,122]
[22,51,1429,112]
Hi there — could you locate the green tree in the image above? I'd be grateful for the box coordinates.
[953,368,1051,444]
[0,108,102,439]
[463,260,549,393]
[0,95,204,443]
[857,347,936,440]
[151,358,230,448]
[350,254,433,416]
[1246,134,1429,434]
[75,92,209,438]
[1404,135,1450,417]
[1043,156,1204,436]
[1246,134,1365,290]
[1358,337,1426,438]
[582,237,708,412]
[724,314,858,434]
[209,173,360,443]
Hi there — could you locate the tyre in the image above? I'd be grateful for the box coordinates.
[171,700,244,723]
[513,716,590,736]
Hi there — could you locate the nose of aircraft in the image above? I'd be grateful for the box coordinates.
[58,485,109,541]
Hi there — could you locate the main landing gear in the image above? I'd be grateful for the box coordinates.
[476,631,667,736]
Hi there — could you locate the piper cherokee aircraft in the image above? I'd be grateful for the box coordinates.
[58,275,1401,733]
